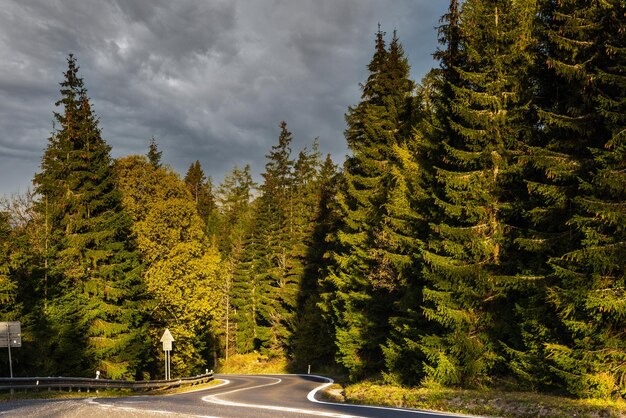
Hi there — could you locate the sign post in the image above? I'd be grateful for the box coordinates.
[0,322,21,378]
[160,328,174,380]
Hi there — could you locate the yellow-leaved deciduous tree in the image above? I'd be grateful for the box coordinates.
[115,155,188,221]
[136,198,224,374]
[115,155,225,376]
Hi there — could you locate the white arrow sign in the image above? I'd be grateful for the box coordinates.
[160,328,174,352]
[160,328,174,380]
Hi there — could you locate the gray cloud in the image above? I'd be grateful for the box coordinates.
[0,0,448,197]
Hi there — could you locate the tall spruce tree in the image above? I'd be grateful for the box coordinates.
[215,164,256,358]
[283,142,324,361]
[382,2,465,385]
[216,165,255,255]
[32,55,146,378]
[291,154,340,370]
[231,228,265,353]
[322,28,414,379]
[184,160,218,232]
[530,1,626,398]
[290,141,322,282]
[419,0,537,386]
[381,71,442,385]
[501,0,588,390]
[232,122,295,355]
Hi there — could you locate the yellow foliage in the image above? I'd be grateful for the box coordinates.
[116,155,226,374]
[217,353,289,374]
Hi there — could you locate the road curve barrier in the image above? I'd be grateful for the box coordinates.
[0,372,213,393]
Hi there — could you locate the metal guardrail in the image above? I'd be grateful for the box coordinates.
[0,372,213,392]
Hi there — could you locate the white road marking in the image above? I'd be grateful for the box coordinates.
[201,376,362,417]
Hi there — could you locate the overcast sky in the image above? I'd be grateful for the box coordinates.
[0,0,448,197]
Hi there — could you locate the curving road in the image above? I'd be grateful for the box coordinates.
[0,374,472,418]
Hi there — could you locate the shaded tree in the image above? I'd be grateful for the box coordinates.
[321,28,415,379]
[419,0,537,387]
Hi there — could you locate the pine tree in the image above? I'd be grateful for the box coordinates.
[322,28,414,379]
[419,0,537,386]
[32,55,146,378]
[231,226,266,353]
[216,165,255,255]
[382,2,465,385]
[532,1,626,398]
[184,160,218,230]
[232,121,295,355]
[282,141,324,360]
[147,136,163,169]
[381,71,442,385]
[291,154,340,370]
[215,164,256,358]
[290,140,322,279]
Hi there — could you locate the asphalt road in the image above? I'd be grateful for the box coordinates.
[0,374,473,418]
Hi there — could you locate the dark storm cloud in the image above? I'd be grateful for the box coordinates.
[0,0,448,197]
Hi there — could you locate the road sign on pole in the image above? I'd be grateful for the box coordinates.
[161,328,173,351]
[0,322,21,378]
[160,328,174,380]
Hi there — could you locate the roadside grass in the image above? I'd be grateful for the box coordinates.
[217,353,289,374]
[330,381,626,418]
[0,379,222,402]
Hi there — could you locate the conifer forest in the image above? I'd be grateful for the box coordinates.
[1,0,625,400]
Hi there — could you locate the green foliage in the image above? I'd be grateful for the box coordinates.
[419,0,538,387]
[31,55,146,379]
[290,154,340,370]
[3,2,625,400]
[231,121,298,356]
[0,209,17,309]
[214,164,256,358]
[216,164,255,254]
[228,123,337,364]
[147,136,163,169]
[184,160,218,235]
[538,0,626,399]
[321,27,416,380]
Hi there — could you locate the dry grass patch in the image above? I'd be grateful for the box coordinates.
[339,382,626,418]
[319,383,346,403]
[217,353,289,374]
